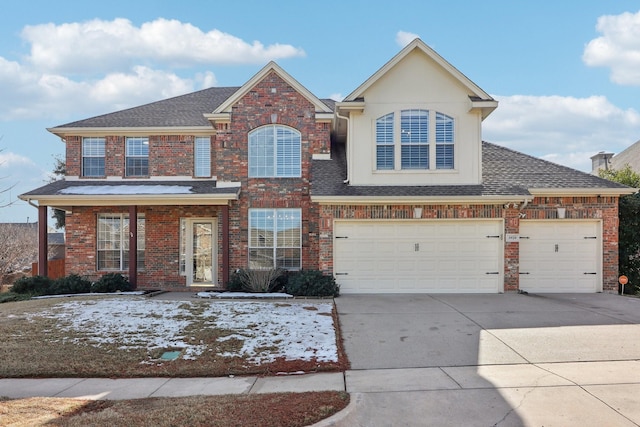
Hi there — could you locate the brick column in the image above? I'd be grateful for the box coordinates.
[128,205,137,288]
[38,205,48,277]
[503,207,520,292]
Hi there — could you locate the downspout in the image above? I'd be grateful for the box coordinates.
[26,198,38,209]
[335,109,351,183]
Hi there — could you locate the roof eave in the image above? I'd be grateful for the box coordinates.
[18,193,239,208]
[311,195,534,205]
[529,188,637,197]
[47,126,215,138]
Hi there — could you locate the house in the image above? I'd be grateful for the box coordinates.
[591,139,640,174]
[20,39,634,294]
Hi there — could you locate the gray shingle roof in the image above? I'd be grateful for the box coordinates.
[52,88,337,129]
[311,141,631,198]
[20,180,240,197]
[52,87,242,128]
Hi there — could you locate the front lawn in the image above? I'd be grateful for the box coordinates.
[0,296,347,378]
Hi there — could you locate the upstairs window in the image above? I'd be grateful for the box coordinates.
[194,137,211,177]
[126,137,149,177]
[82,137,105,177]
[376,113,394,170]
[249,125,301,178]
[400,109,429,169]
[436,112,455,169]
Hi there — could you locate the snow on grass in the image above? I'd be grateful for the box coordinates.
[26,298,337,364]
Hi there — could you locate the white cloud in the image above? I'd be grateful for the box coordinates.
[483,94,640,171]
[22,18,306,74]
[0,151,36,169]
[329,93,343,102]
[583,10,640,85]
[396,31,419,48]
[0,59,213,120]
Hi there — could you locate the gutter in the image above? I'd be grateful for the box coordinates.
[335,109,350,184]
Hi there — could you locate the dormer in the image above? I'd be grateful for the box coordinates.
[336,39,497,186]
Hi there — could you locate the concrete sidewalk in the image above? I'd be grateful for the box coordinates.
[0,372,345,400]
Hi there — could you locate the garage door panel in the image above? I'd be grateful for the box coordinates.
[519,221,600,293]
[334,220,502,293]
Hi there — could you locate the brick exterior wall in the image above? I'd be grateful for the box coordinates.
[62,71,330,289]
[318,196,620,292]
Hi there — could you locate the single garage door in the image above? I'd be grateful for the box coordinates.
[333,220,503,293]
[519,221,601,293]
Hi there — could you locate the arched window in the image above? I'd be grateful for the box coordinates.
[436,112,454,169]
[248,125,301,177]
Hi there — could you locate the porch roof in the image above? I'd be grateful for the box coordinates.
[19,179,240,210]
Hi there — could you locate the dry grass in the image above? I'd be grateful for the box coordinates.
[0,392,350,426]
[0,296,348,378]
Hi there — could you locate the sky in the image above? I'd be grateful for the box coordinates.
[1,0,640,223]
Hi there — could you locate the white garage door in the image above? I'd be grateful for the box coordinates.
[519,221,601,293]
[333,220,503,293]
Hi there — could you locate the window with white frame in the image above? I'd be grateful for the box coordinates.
[376,113,394,170]
[97,214,145,271]
[82,137,105,177]
[125,137,149,176]
[249,209,301,270]
[194,136,211,177]
[248,125,301,177]
[436,112,454,169]
[400,109,429,169]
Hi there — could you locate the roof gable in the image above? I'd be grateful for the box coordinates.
[345,39,492,102]
[213,61,333,115]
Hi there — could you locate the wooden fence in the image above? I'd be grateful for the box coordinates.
[31,259,65,279]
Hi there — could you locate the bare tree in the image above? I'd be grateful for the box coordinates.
[0,141,18,208]
[0,224,38,286]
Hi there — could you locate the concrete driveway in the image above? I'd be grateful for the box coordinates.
[324,293,640,426]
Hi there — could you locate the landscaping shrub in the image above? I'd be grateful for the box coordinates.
[286,270,339,297]
[51,274,92,295]
[228,268,285,293]
[10,275,53,295]
[90,273,132,293]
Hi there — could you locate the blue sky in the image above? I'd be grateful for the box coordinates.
[1,0,640,223]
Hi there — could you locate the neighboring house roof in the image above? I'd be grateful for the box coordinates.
[19,180,241,210]
[609,139,640,171]
[48,233,65,245]
[311,142,633,203]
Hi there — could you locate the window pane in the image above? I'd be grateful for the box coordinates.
[82,137,105,177]
[276,127,301,177]
[376,113,394,170]
[401,110,428,143]
[126,137,149,176]
[249,248,274,270]
[436,112,454,169]
[276,209,301,247]
[401,145,428,169]
[250,210,274,247]
[436,112,454,142]
[436,145,454,169]
[194,137,211,177]
[276,248,301,269]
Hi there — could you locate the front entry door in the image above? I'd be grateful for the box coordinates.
[185,218,217,286]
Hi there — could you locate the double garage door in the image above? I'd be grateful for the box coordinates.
[334,220,601,294]
[334,220,503,293]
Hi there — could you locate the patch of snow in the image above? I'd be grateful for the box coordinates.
[196,292,292,299]
[59,185,193,195]
[26,298,337,365]
[32,291,146,299]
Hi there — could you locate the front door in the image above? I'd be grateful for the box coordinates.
[184,218,217,286]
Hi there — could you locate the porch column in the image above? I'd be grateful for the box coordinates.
[222,205,229,287]
[128,205,137,288]
[38,205,48,277]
